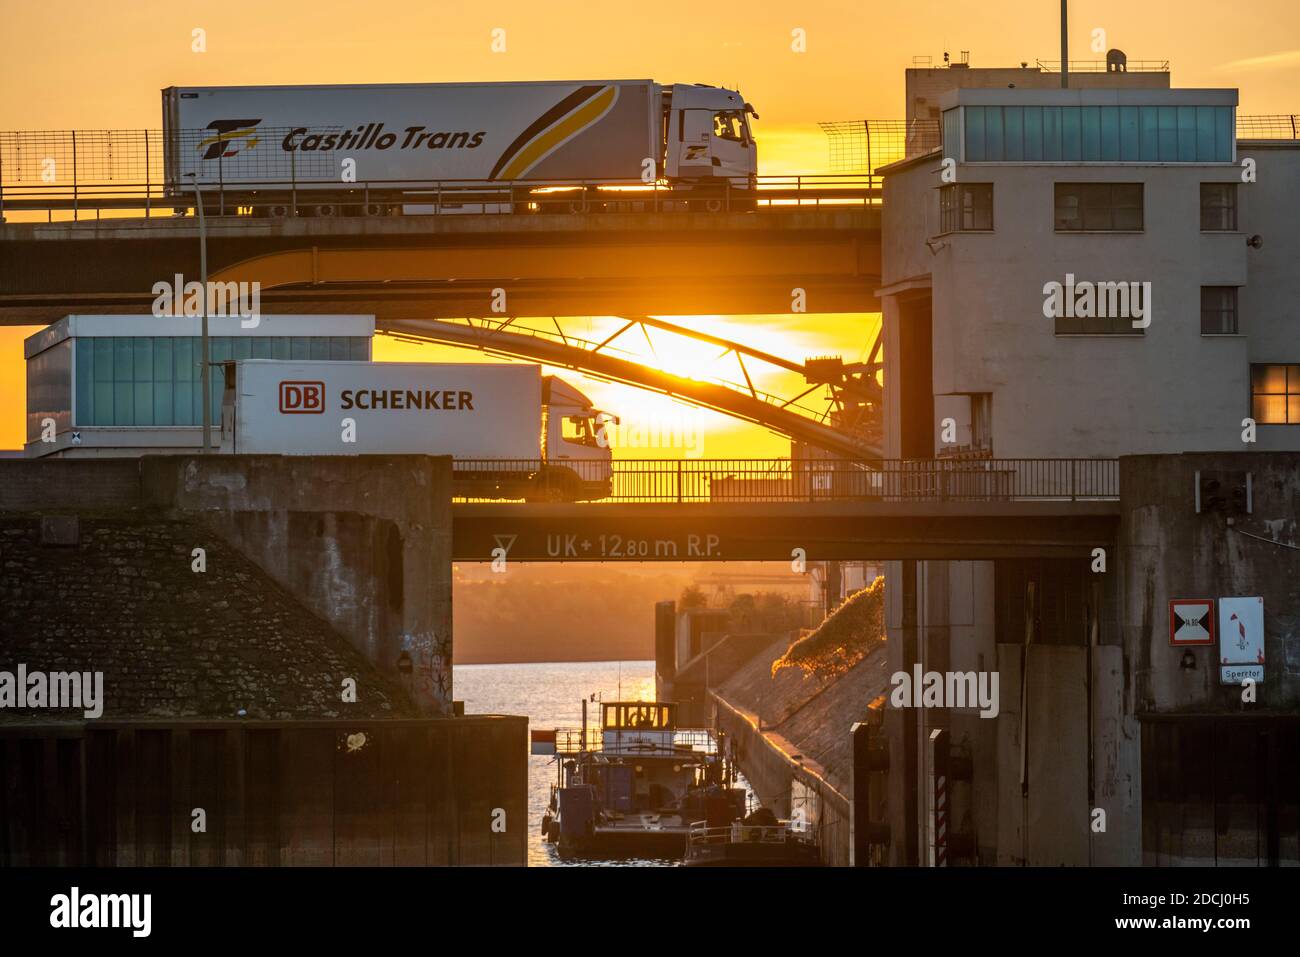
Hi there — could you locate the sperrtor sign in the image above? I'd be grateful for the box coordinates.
[229,360,541,458]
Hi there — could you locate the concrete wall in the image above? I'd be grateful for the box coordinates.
[1119,452,1300,713]
[712,695,853,866]
[882,139,1300,459]
[877,85,1300,866]
[1239,144,1300,452]
[668,632,780,728]
[0,458,141,509]
[886,158,1272,456]
[0,455,457,716]
[140,455,455,715]
[1,719,528,866]
[0,514,415,721]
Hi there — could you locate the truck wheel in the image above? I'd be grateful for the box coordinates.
[527,471,578,502]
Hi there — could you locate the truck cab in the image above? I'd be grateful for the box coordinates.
[663,84,758,209]
[540,375,615,501]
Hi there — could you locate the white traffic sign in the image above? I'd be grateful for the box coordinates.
[1219,596,1265,685]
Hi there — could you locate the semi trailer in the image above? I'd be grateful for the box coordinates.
[162,80,758,214]
[219,359,615,501]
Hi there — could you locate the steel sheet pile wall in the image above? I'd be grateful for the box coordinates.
[0,719,527,866]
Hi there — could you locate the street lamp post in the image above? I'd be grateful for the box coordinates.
[186,174,212,451]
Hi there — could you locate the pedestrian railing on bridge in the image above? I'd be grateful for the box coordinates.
[452,458,1120,503]
[0,128,880,221]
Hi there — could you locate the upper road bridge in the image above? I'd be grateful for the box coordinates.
[0,166,883,324]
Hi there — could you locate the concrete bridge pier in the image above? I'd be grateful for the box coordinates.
[142,454,455,715]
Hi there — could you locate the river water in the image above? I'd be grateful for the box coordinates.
[454,660,712,867]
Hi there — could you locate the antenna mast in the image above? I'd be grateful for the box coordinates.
[1060,0,1069,88]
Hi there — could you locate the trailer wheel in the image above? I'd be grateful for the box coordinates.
[705,197,724,213]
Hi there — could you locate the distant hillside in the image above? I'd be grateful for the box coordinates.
[452,562,809,664]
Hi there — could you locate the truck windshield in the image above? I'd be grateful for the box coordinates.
[561,415,599,448]
[713,111,746,143]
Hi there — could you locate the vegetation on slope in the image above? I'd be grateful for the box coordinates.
[771,576,885,679]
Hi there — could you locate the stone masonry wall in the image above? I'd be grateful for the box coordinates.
[0,513,416,721]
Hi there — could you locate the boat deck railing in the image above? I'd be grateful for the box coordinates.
[553,728,717,754]
[687,821,810,847]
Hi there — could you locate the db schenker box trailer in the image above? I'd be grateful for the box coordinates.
[161,80,757,213]
[219,359,614,501]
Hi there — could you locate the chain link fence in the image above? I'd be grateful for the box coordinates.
[0,128,340,187]
[819,120,942,173]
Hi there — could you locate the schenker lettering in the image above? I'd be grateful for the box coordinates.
[340,389,474,411]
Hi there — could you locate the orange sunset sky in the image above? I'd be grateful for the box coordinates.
[1,0,1297,455]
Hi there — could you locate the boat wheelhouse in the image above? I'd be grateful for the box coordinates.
[535,700,744,859]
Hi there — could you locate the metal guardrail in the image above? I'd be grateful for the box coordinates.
[687,822,806,847]
[452,457,1120,503]
[1036,59,1170,73]
[0,173,880,221]
[0,129,879,220]
[552,728,717,754]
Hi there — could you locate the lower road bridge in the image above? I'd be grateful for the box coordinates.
[451,457,1120,562]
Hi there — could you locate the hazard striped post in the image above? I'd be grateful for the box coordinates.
[929,728,949,867]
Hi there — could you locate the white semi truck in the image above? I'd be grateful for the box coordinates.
[162,80,758,214]
[220,359,615,501]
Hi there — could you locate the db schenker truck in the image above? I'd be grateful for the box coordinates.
[162,80,758,215]
[219,360,616,502]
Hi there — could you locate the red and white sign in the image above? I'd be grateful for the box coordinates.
[1220,596,1265,685]
[1169,599,1214,646]
[279,380,324,414]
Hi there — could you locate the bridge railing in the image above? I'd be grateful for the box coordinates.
[0,129,880,220]
[0,173,880,221]
[452,458,1119,503]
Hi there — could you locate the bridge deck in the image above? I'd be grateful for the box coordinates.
[0,207,881,324]
[452,499,1120,562]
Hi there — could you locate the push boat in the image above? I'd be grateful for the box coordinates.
[682,815,823,867]
[533,700,746,859]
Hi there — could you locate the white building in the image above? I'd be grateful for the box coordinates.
[877,81,1300,866]
[25,314,374,457]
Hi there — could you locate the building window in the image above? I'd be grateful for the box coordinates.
[1200,183,1237,231]
[73,335,370,427]
[963,104,1233,163]
[939,183,994,232]
[1250,364,1300,424]
[942,108,961,160]
[1200,286,1239,335]
[1054,183,1143,231]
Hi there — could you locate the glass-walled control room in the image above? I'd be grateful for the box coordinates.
[941,89,1238,164]
[25,314,375,457]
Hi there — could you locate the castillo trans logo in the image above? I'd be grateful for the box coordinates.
[197,119,262,160]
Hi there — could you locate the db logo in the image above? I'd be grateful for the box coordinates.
[279,380,324,413]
